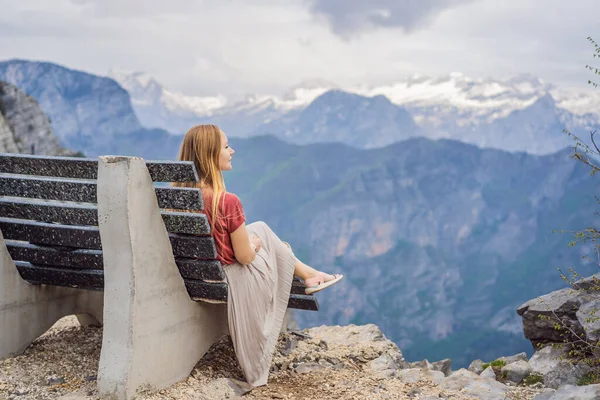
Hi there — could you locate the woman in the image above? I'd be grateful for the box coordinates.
[176,124,343,387]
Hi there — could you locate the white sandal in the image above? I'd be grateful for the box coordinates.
[304,272,344,295]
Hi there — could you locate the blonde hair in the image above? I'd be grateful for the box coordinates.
[174,124,226,233]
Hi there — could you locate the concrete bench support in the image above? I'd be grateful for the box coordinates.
[96,156,227,400]
[0,230,103,360]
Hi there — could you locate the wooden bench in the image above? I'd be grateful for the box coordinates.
[0,153,317,400]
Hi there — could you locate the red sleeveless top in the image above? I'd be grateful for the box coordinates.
[202,192,246,265]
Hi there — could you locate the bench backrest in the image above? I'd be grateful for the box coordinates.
[0,153,319,311]
[0,153,228,301]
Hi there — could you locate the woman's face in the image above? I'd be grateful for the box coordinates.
[219,130,234,171]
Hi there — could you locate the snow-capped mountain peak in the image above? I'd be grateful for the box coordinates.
[109,68,600,149]
[279,79,338,107]
[354,73,554,127]
[108,68,227,119]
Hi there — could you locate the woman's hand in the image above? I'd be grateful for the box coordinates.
[251,235,262,252]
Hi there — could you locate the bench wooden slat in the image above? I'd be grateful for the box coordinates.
[6,241,225,280]
[7,241,103,269]
[169,233,217,259]
[0,153,199,182]
[0,175,203,210]
[0,175,97,203]
[0,198,210,235]
[185,280,228,302]
[184,281,320,310]
[291,277,308,295]
[288,294,320,311]
[14,261,318,310]
[0,218,101,249]
[0,218,216,259]
[15,261,104,290]
[176,258,225,280]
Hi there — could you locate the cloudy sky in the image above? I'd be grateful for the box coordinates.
[0,0,598,99]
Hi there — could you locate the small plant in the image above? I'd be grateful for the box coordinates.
[481,359,507,370]
[523,373,544,386]
[577,372,600,386]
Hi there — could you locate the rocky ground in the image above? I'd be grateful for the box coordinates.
[0,317,555,400]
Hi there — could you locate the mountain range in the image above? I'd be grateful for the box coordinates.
[224,135,598,368]
[0,60,182,159]
[3,59,599,157]
[111,69,600,155]
[1,58,599,369]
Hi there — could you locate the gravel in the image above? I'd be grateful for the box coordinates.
[0,317,545,400]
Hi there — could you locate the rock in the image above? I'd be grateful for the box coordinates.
[519,277,600,348]
[407,359,433,369]
[0,112,20,153]
[577,300,600,342]
[497,352,528,365]
[517,287,588,347]
[543,361,591,389]
[294,362,324,374]
[480,366,496,380]
[369,354,400,378]
[441,369,509,400]
[500,360,532,383]
[279,335,298,356]
[545,383,600,399]
[531,388,556,400]
[398,368,444,385]
[431,359,452,377]
[572,274,600,291]
[224,378,254,396]
[405,358,452,377]
[529,345,591,389]
[0,81,73,156]
[528,345,567,376]
[47,376,66,385]
[306,324,404,367]
[468,359,484,374]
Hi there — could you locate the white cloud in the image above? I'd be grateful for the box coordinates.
[0,0,597,99]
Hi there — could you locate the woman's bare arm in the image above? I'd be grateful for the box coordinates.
[230,222,258,265]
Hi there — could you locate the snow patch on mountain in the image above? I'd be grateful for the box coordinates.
[108,68,227,116]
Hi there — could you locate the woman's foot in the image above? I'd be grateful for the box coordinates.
[304,271,343,295]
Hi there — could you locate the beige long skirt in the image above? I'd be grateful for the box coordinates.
[222,221,296,387]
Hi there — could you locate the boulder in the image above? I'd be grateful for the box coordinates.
[431,358,452,377]
[501,360,532,383]
[480,366,496,380]
[405,358,452,377]
[517,287,587,347]
[577,300,600,342]
[468,359,484,374]
[528,345,591,389]
[440,369,509,400]
[497,352,528,365]
[369,354,400,378]
[544,384,600,399]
